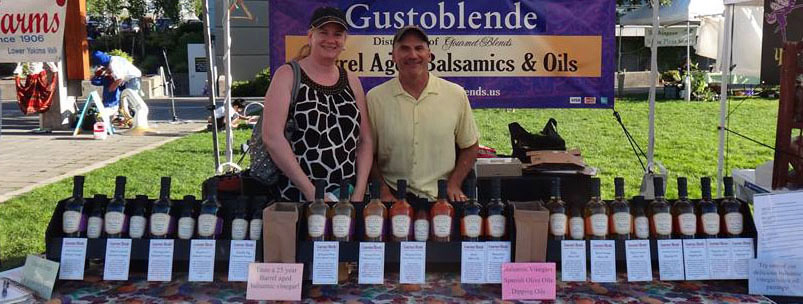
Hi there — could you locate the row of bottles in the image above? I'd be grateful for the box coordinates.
[546,176,745,240]
[62,176,265,240]
[306,178,508,242]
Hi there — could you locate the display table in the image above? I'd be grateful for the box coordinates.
[50,270,774,303]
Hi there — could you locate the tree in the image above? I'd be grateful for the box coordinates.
[152,0,182,22]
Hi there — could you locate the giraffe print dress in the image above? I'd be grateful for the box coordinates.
[276,66,361,202]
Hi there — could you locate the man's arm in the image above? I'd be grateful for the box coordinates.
[447,142,478,202]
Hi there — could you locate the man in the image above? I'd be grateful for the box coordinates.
[367,25,479,202]
[91,50,143,96]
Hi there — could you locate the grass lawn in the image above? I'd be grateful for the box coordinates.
[0,98,778,269]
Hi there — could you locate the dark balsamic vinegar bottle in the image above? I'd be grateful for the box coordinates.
[63,176,87,237]
[105,176,128,238]
[198,179,221,239]
[150,177,173,239]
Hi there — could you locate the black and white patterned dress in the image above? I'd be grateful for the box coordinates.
[276,66,361,201]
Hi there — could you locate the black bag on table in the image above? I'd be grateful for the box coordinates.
[509,118,566,162]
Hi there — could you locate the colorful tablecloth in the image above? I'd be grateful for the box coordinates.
[50,270,776,304]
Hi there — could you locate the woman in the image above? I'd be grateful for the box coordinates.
[260,7,373,202]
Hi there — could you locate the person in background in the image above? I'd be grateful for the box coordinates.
[90,66,123,122]
[91,50,143,96]
[208,98,246,130]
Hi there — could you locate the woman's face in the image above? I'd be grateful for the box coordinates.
[308,23,347,60]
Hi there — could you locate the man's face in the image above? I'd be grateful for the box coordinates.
[392,34,430,77]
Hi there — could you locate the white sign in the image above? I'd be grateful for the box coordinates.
[189,240,216,282]
[358,242,385,284]
[0,0,68,62]
[683,239,710,280]
[749,259,803,297]
[461,242,487,284]
[560,240,587,282]
[485,241,511,283]
[59,238,87,280]
[625,240,653,282]
[590,240,616,282]
[148,239,175,281]
[657,239,685,281]
[644,27,698,47]
[312,241,339,285]
[753,191,803,259]
[228,240,257,282]
[399,242,426,284]
[103,239,132,281]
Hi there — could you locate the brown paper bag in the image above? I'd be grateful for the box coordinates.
[263,202,299,263]
[511,201,550,262]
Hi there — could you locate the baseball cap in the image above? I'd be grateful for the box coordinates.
[310,7,348,30]
[393,25,430,46]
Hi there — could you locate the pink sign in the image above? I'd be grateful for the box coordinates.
[246,263,304,301]
[501,262,557,300]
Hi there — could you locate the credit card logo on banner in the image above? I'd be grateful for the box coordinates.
[569,97,582,104]
[601,97,608,105]
[584,97,597,104]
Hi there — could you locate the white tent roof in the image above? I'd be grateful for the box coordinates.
[620,0,726,25]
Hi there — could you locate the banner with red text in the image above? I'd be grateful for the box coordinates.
[0,0,67,63]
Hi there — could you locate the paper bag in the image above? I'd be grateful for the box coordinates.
[263,202,299,263]
[511,201,550,262]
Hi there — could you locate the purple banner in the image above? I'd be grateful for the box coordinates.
[270,0,615,108]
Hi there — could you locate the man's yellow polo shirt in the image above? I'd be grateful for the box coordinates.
[366,73,479,199]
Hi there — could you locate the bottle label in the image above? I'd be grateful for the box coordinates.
[307,214,327,238]
[129,216,146,238]
[487,214,506,238]
[150,213,170,236]
[613,212,631,235]
[653,213,672,235]
[391,215,411,238]
[62,210,82,234]
[105,212,125,235]
[414,219,429,241]
[432,215,452,238]
[87,217,102,238]
[678,213,697,236]
[634,216,649,239]
[463,215,483,238]
[569,217,584,239]
[249,219,263,240]
[702,213,720,235]
[197,214,218,237]
[725,212,744,235]
[365,215,384,238]
[332,215,352,238]
[550,214,567,236]
[590,214,608,237]
[232,218,248,240]
[177,217,195,239]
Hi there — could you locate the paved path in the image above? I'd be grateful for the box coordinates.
[0,97,236,202]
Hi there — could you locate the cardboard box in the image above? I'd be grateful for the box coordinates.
[475,157,522,177]
[526,150,586,170]
[263,202,299,263]
[511,201,549,262]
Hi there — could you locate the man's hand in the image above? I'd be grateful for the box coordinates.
[447,181,467,203]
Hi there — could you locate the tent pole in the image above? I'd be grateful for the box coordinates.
[647,0,659,173]
[223,0,234,170]
[201,0,221,172]
[685,21,691,101]
[618,24,624,97]
[717,5,734,197]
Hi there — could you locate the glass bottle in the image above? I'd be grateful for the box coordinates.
[62,175,86,237]
[177,195,196,240]
[105,176,128,238]
[697,177,720,238]
[431,180,455,242]
[631,196,650,239]
[461,178,483,241]
[414,199,430,242]
[332,180,356,242]
[306,180,330,241]
[546,178,568,240]
[87,194,107,239]
[485,178,507,241]
[672,177,697,239]
[568,202,585,240]
[584,178,608,240]
[231,197,249,240]
[609,177,631,240]
[649,176,672,239]
[197,179,221,239]
[390,180,413,242]
[363,180,387,242]
[129,195,148,239]
[150,177,173,239]
[720,176,744,237]
[249,197,266,240]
